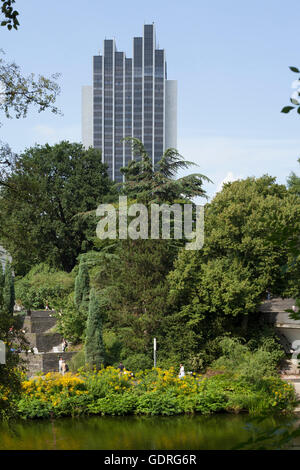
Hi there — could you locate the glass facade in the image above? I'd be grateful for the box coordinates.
[93,24,169,181]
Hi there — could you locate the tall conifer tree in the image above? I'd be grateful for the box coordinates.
[74,260,90,310]
[85,288,105,369]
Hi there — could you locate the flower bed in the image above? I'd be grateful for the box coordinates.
[15,366,297,419]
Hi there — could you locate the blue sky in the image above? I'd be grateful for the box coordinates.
[1,0,300,199]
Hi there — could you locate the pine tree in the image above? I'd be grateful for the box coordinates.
[85,288,105,369]
[74,260,90,309]
[3,261,15,314]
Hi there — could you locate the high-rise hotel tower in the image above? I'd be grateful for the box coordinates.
[82,24,177,181]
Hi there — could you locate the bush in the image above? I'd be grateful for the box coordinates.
[123,354,153,372]
[14,367,296,420]
[83,367,133,399]
[88,393,137,415]
[136,390,182,415]
[18,398,52,419]
[103,330,122,366]
[69,350,86,372]
[15,263,74,311]
[211,337,281,383]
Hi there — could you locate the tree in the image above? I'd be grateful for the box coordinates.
[94,238,176,367]
[3,260,14,314]
[90,140,211,367]
[0,305,28,418]
[164,176,300,368]
[0,50,61,191]
[0,141,113,274]
[85,288,105,369]
[0,50,60,123]
[120,137,211,204]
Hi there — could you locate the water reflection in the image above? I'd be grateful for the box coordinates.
[1,414,300,450]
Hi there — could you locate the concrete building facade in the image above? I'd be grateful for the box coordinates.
[82,24,177,181]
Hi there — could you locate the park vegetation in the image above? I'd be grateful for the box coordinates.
[0,3,299,421]
[13,340,298,419]
[0,139,299,418]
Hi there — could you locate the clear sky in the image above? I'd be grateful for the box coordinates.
[1,0,300,199]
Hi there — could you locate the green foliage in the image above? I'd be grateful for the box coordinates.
[1,1,19,30]
[0,263,4,307]
[123,353,153,372]
[164,176,300,367]
[0,305,28,419]
[74,259,90,309]
[0,141,113,274]
[92,238,177,364]
[212,337,283,383]
[287,158,300,196]
[85,288,105,369]
[17,398,52,419]
[88,393,137,416]
[120,138,211,204]
[281,67,300,114]
[15,263,74,311]
[69,350,86,373]
[135,390,183,415]
[0,50,60,123]
[103,329,122,366]
[16,366,296,420]
[3,261,14,314]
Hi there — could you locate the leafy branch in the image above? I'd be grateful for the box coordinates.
[1,0,19,30]
[281,66,300,115]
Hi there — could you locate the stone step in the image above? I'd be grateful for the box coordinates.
[20,353,43,377]
[42,352,75,373]
[29,310,56,318]
[22,317,32,333]
[259,298,296,313]
[19,310,76,376]
[21,352,76,377]
[30,317,57,334]
[25,332,63,353]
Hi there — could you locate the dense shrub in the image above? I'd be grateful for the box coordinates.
[135,390,182,415]
[69,350,86,372]
[211,337,283,384]
[88,393,137,416]
[123,353,153,372]
[16,366,296,420]
[15,263,74,311]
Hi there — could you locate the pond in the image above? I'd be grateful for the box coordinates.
[1,413,300,450]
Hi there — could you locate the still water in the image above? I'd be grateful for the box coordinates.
[1,414,300,450]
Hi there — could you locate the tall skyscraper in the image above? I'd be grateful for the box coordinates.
[82,24,177,182]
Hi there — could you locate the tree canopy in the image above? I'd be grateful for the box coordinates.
[162,176,300,367]
[0,141,113,274]
[120,137,211,204]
